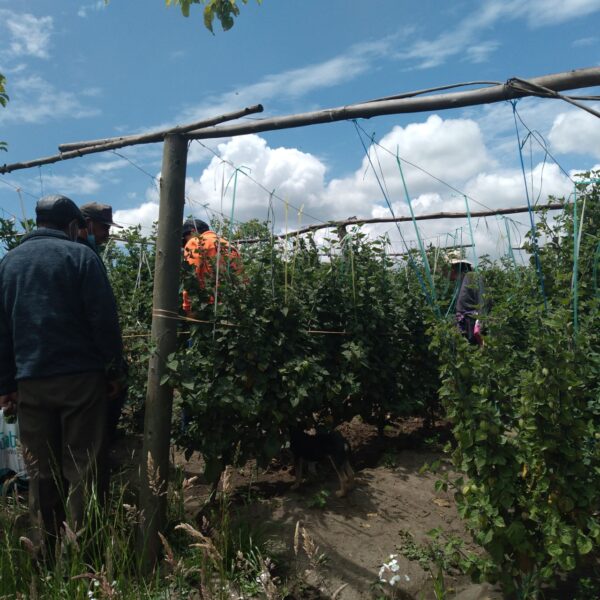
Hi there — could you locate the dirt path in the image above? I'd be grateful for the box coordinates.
[163,419,503,599]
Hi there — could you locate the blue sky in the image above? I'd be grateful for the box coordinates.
[0,0,599,257]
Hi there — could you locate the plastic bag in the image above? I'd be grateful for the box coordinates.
[0,409,28,493]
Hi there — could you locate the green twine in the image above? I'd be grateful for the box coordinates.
[503,217,519,273]
[396,154,439,310]
[463,195,479,272]
[511,100,547,309]
[352,120,438,315]
[573,185,579,337]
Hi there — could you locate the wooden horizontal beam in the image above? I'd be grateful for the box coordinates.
[0,104,264,175]
[236,202,565,244]
[184,67,600,140]
[1,67,598,176]
[58,104,264,152]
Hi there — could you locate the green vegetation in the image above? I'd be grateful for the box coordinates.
[167,229,436,481]
[166,0,262,32]
[1,173,600,598]
[433,173,600,596]
[306,489,330,509]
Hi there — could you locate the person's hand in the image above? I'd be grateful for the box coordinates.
[107,379,126,401]
[0,391,17,416]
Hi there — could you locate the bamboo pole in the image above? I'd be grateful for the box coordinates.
[236,202,565,244]
[2,67,599,176]
[0,104,263,174]
[184,67,600,140]
[138,134,188,570]
[22,202,556,247]
[58,104,263,152]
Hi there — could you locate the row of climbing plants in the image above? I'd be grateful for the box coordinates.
[433,174,600,597]
[166,229,438,480]
[2,173,599,597]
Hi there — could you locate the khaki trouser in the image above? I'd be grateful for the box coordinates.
[17,371,108,546]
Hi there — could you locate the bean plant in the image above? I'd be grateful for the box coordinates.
[432,173,600,597]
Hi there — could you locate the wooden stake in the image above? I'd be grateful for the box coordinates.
[138,134,188,570]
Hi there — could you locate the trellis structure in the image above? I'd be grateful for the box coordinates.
[1,66,599,568]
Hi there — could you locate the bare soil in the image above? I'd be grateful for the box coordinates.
[113,417,501,600]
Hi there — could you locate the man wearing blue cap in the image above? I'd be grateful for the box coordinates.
[0,194,124,550]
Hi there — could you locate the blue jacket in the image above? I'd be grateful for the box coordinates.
[0,228,123,394]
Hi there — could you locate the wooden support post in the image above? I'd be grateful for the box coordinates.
[138,134,188,569]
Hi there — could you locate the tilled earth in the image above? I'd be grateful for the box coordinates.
[113,418,501,599]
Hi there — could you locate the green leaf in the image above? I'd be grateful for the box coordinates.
[576,535,593,555]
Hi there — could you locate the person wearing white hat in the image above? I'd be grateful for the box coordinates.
[447,252,487,346]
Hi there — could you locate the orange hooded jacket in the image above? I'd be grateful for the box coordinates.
[182,231,241,313]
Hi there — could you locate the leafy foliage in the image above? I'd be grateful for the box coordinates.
[166,229,437,481]
[432,173,600,596]
[166,0,262,32]
[104,226,156,431]
[5,175,600,597]
[0,217,34,253]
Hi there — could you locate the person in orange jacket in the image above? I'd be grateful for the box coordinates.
[181,218,241,314]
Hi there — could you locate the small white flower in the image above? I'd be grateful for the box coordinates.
[93,580,100,588]
[390,574,402,586]
[380,577,387,583]
[389,553,395,559]
[390,561,400,572]
[87,592,94,599]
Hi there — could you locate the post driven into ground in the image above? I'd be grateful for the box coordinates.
[138,133,188,570]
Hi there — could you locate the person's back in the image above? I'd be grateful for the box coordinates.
[0,228,122,385]
[448,256,488,347]
[181,219,241,313]
[0,195,124,552]
[184,230,241,282]
[456,270,483,315]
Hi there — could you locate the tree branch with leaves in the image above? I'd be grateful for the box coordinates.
[166,0,262,32]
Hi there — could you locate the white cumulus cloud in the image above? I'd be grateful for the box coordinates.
[113,114,581,259]
[32,174,102,197]
[548,106,600,159]
[0,75,101,124]
[0,10,53,59]
[114,201,160,232]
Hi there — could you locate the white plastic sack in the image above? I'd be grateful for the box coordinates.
[0,409,28,483]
